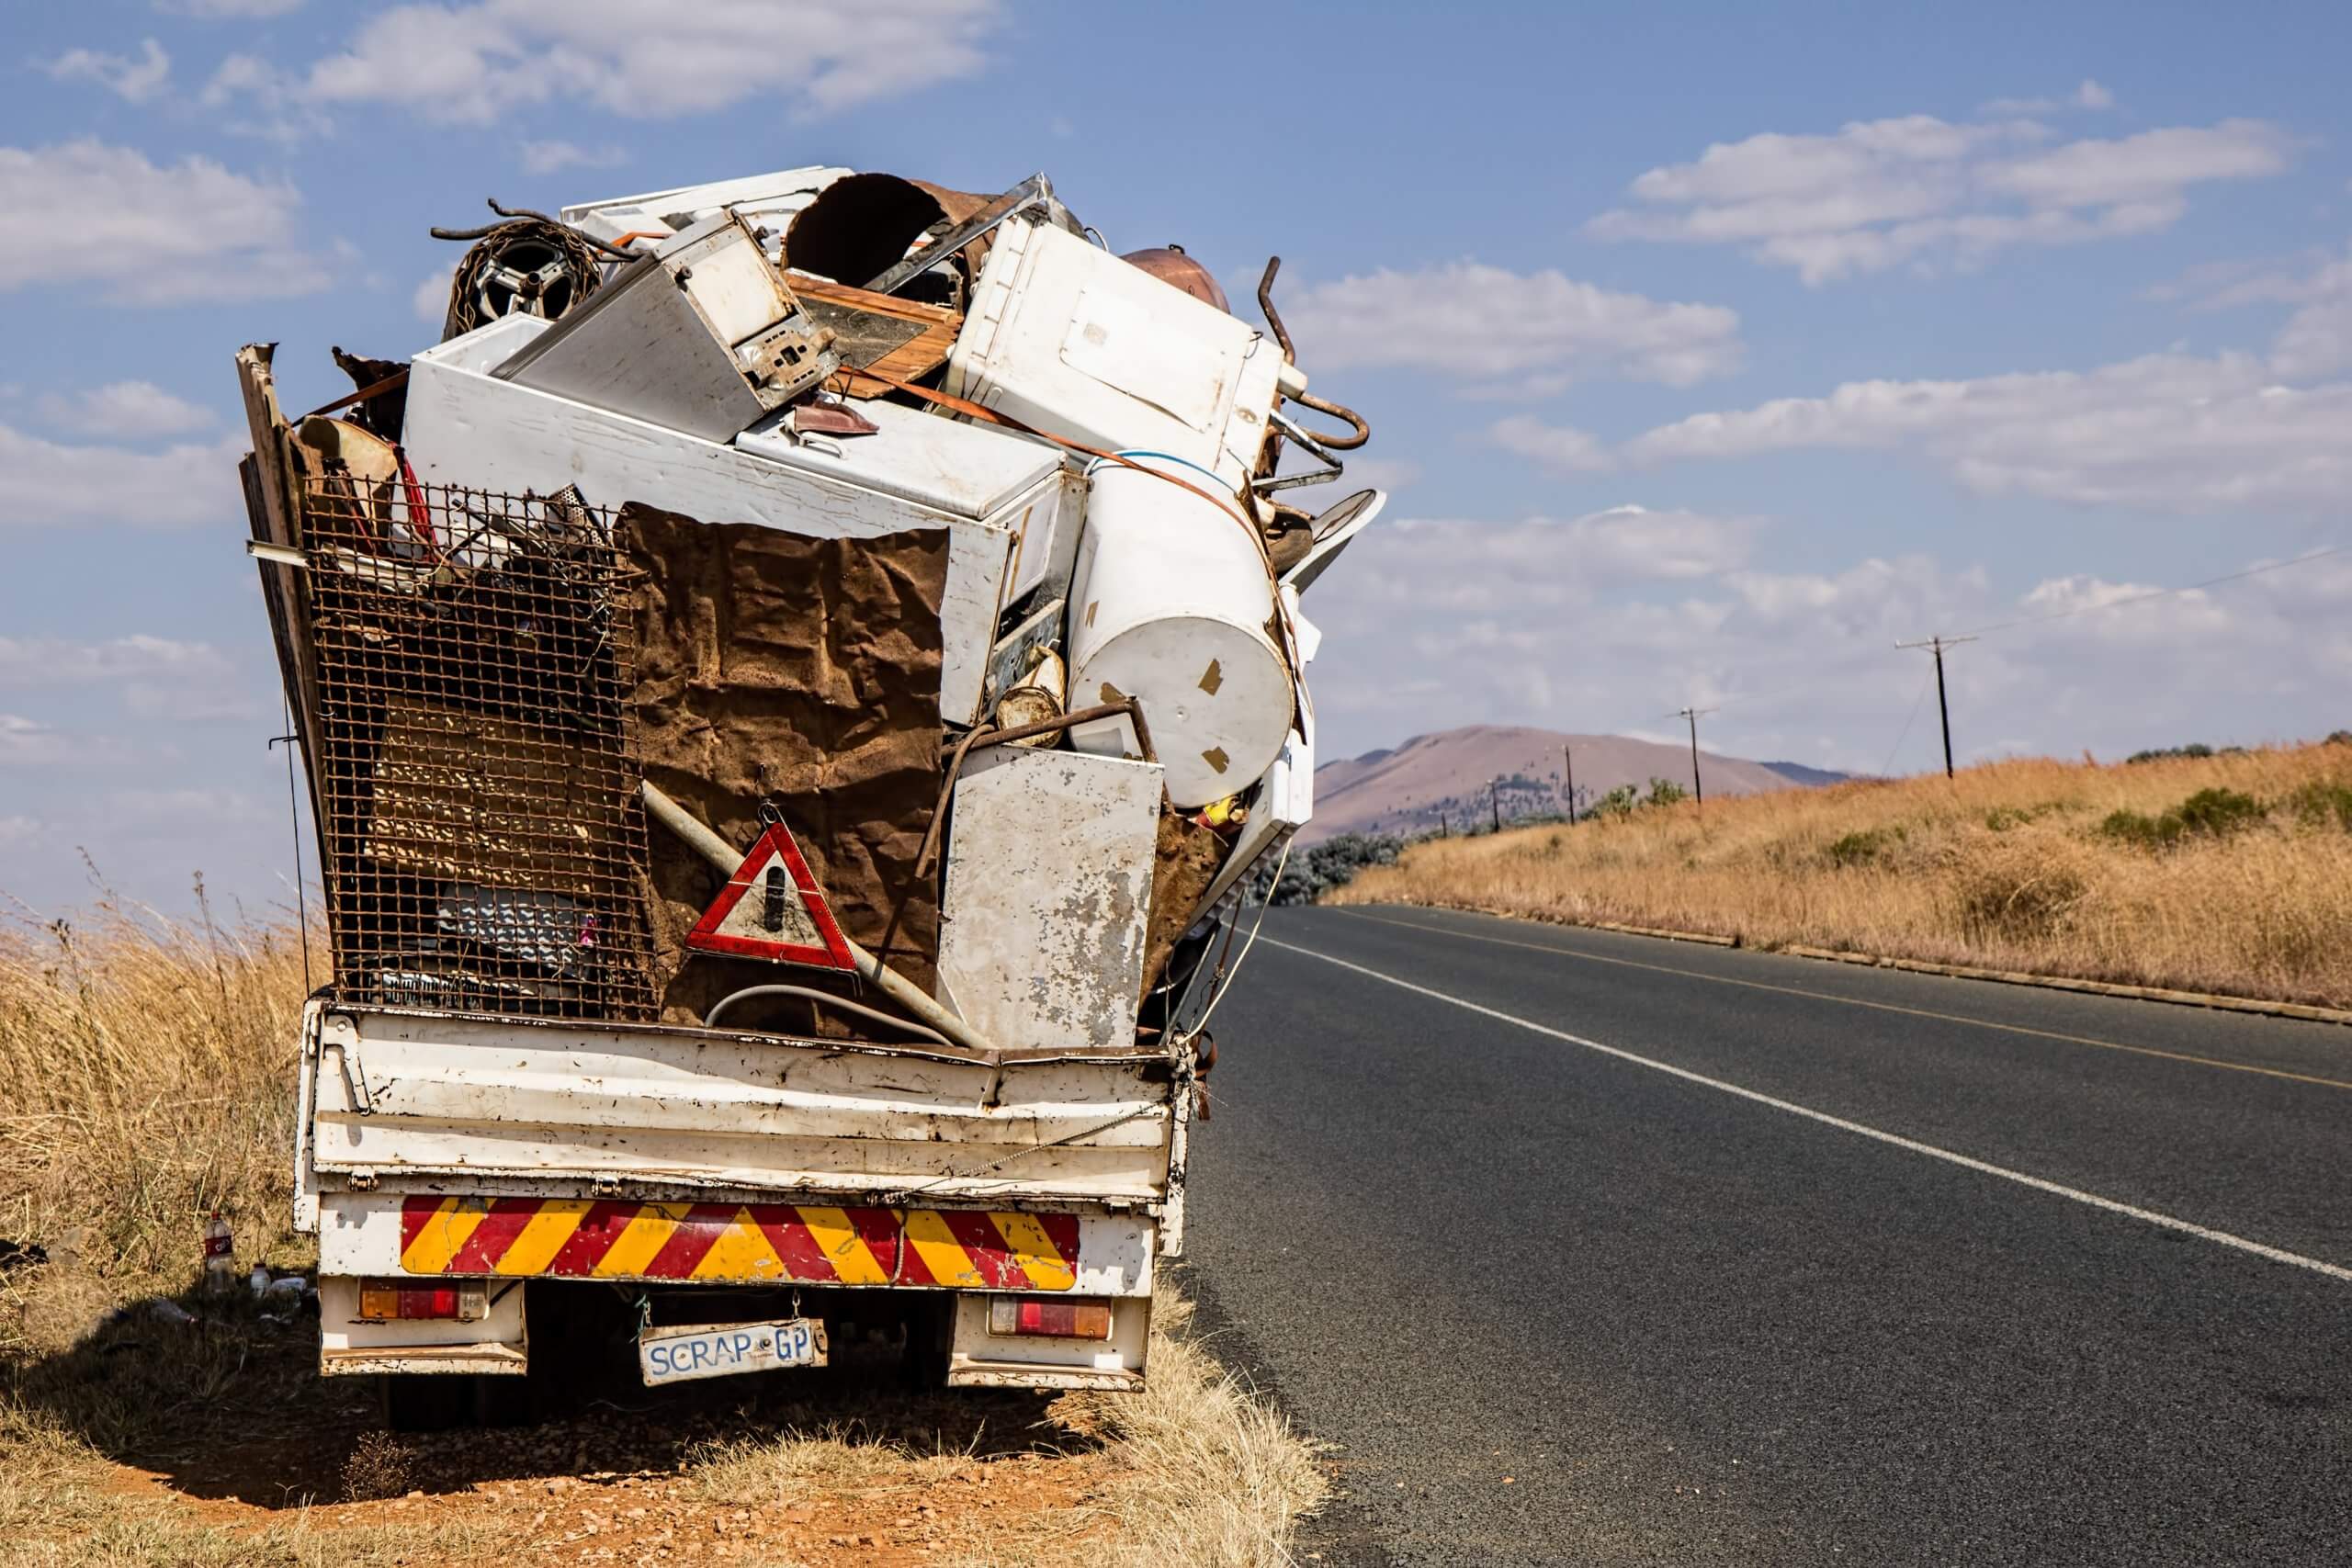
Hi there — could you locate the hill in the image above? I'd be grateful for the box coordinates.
[1304,724,1800,844]
[1759,760,1854,787]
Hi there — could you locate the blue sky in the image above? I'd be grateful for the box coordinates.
[3,0,2348,916]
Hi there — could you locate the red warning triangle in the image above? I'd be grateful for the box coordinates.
[684,818,856,971]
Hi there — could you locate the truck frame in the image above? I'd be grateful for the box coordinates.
[296,997,1191,1413]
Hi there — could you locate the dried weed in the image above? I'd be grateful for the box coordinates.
[1335,741,2352,1008]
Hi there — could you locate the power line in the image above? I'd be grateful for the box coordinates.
[1639,541,2343,742]
[1958,542,2350,638]
[1878,664,1933,778]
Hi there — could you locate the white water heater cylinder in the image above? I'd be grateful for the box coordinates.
[1066,456,1295,808]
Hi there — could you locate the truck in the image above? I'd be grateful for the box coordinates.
[236,165,1376,1425]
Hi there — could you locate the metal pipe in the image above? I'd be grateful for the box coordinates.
[704,983,951,1047]
[915,699,1159,881]
[1288,389,1373,451]
[1257,256,1296,361]
[961,698,1157,763]
[639,781,997,1055]
[1254,255,1372,449]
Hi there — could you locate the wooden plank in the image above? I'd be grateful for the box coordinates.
[789,274,963,400]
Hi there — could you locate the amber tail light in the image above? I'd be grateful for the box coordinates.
[988,1295,1114,1340]
[357,1279,489,1322]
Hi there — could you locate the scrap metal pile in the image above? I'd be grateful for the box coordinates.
[236,166,1380,1055]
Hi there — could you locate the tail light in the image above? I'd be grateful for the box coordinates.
[988,1295,1114,1341]
[357,1278,489,1322]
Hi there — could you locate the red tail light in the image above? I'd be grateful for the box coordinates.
[988,1295,1114,1340]
[357,1278,488,1322]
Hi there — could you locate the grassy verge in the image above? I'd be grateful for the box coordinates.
[1332,740,2352,1010]
[0,898,1327,1565]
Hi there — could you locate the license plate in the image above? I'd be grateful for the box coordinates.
[639,1317,829,1386]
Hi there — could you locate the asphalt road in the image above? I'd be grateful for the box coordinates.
[1182,905,2352,1567]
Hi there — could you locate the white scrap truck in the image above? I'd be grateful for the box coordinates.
[239,166,1375,1425]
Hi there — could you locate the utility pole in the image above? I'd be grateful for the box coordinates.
[1489,775,1502,833]
[1563,743,1576,825]
[1895,635,1978,778]
[1670,707,1716,806]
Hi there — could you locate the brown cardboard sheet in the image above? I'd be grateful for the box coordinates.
[620,503,949,1022]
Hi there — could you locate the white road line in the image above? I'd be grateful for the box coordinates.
[1265,936,2352,1286]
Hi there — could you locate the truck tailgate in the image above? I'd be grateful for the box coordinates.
[302,1004,1181,1207]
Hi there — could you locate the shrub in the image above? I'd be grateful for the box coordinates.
[1591,784,1639,820]
[2173,787,2265,837]
[2287,780,2352,831]
[2099,786,2265,852]
[1645,777,1687,808]
[1264,831,1404,905]
[2127,743,2213,763]
[2098,808,2184,852]
[1825,829,1893,868]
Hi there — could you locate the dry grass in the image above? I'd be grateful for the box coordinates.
[1335,740,2352,1009]
[1049,1285,1331,1567]
[0,888,314,1348]
[684,1284,1331,1567]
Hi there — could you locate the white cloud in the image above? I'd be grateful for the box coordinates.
[198,52,275,107]
[195,54,330,142]
[160,0,306,15]
[1343,506,1757,618]
[2248,248,2352,381]
[413,261,458,326]
[2138,246,2352,380]
[36,382,215,437]
[0,814,38,847]
[0,423,246,530]
[1589,113,2293,283]
[0,635,234,689]
[0,714,138,768]
[518,139,628,176]
[258,0,1001,127]
[121,682,268,722]
[1487,415,1614,475]
[0,141,330,303]
[1982,79,2117,116]
[102,786,268,825]
[1327,456,1422,494]
[1618,349,2350,513]
[1281,262,1742,394]
[42,39,172,104]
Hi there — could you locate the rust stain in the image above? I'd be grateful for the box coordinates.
[1099,682,1126,705]
[1084,600,1099,628]
[1201,747,1229,774]
[1197,659,1223,695]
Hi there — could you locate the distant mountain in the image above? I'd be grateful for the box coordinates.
[1758,760,1854,788]
[1304,725,1816,845]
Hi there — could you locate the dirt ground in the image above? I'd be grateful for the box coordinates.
[0,1276,1269,1568]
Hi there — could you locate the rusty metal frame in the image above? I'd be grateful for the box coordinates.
[297,476,658,1021]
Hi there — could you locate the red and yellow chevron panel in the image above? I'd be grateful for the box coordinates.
[397,1196,1080,1291]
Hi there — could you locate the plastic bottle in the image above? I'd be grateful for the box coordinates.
[202,1210,236,1290]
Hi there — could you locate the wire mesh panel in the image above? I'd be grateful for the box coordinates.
[300,476,658,1020]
